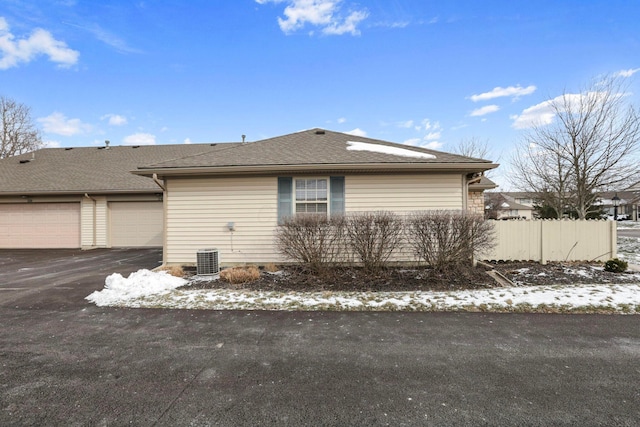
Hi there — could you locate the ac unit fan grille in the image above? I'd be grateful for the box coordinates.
[197,249,220,275]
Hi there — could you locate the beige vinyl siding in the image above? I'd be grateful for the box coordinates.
[345,173,463,212]
[165,177,278,265]
[164,173,467,265]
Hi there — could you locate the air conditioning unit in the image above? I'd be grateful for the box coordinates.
[197,248,220,275]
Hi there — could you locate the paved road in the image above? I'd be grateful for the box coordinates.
[618,228,640,238]
[1,250,639,426]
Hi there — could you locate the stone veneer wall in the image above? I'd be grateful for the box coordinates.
[468,191,485,216]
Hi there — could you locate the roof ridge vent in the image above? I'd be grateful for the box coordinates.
[315,129,325,135]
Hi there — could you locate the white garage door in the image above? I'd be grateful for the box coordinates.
[109,202,163,247]
[0,203,81,248]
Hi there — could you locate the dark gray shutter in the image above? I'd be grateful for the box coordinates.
[330,176,345,215]
[277,177,293,224]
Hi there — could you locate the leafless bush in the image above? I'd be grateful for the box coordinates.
[220,266,261,285]
[345,211,404,272]
[275,214,346,275]
[406,210,495,271]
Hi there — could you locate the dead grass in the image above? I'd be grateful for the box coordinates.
[158,265,185,278]
[264,263,280,273]
[220,266,261,285]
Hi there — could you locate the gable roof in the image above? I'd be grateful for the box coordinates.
[469,176,498,191]
[0,143,238,196]
[135,128,498,176]
[485,192,534,211]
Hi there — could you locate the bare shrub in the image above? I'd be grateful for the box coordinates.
[406,210,495,271]
[158,265,184,277]
[220,266,261,285]
[344,211,404,272]
[274,214,346,275]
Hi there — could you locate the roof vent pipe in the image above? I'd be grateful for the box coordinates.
[105,140,110,149]
[242,134,246,143]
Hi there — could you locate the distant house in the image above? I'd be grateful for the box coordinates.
[0,143,238,248]
[484,192,534,220]
[133,128,498,266]
[597,191,639,220]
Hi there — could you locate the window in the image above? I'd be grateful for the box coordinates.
[295,178,327,214]
[277,176,344,224]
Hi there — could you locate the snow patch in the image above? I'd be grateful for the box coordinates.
[86,269,187,307]
[346,141,436,159]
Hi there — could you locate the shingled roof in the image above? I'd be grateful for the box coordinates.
[0,143,237,196]
[136,128,498,176]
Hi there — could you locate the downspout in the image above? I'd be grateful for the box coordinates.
[151,174,168,269]
[152,173,166,191]
[465,173,483,213]
[84,193,97,247]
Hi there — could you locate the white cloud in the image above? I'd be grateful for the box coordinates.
[414,118,441,132]
[101,114,127,126]
[337,117,346,123]
[397,120,414,128]
[345,127,367,137]
[470,104,500,117]
[63,21,141,54]
[183,138,192,144]
[422,141,443,149]
[424,131,441,140]
[38,112,91,136]
[43,140,61,148]
[511,93,593,129]
[0,17,79,69]
[123,132,156,145]
[257,0,368,36]
[614,68,640,78]
[470,85,536,102]
[403,138,442,150]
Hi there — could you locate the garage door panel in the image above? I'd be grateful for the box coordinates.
[110,202,163,247]
[0,203,80,248]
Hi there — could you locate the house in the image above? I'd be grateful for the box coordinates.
[133,128,498,266]
[484,192,534,220]
[597,191,639,220]
[0,143,238,248]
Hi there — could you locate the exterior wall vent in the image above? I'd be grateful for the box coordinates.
[197,248,220,275]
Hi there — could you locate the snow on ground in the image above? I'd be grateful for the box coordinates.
[617,236,640,264]
[86,269,187,307]
[86,269,640,313]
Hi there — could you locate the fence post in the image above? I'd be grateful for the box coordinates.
[610,220,617,259]
[540,220,547,265]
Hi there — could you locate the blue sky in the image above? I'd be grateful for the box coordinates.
[1,0,639,189]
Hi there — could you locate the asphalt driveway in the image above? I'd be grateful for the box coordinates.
[1,249,640,426]
[0,248,162,309]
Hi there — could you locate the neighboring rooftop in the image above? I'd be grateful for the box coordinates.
[0,143,238,195]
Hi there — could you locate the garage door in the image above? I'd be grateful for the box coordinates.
[0,203,81,248]
[109,202,163,247]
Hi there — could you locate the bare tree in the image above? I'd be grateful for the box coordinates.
[510,75,640,219]
[452,136,491,159]
[1,96,42,159]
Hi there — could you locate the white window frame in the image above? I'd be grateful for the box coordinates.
[294,177,329,216]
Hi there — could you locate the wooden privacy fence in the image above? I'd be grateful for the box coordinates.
[481,219,617,264]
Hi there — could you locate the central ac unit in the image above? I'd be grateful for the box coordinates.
[197,248,220,275]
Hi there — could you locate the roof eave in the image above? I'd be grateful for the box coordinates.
[0,189,162,197]
[134,162,499,178]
